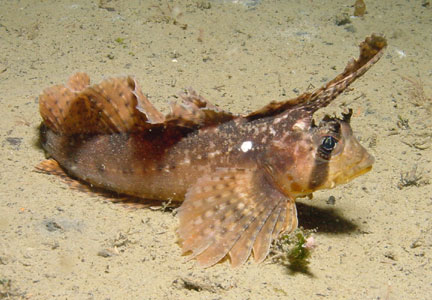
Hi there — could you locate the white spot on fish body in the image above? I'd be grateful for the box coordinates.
[194,216,203,225]
[273,114,288,125]
[208,150,221,158]
[273,117,283,124]
[240,141,253,152]
[259,125,268,134]
[293,119,308,131]
[218,202,227,210]
[182,157,191,165]
[238,192,248,200]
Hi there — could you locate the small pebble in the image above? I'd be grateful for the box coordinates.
[97,249,116,258]
[326,196,336,205]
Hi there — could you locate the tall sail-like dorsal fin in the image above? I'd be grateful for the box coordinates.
[39,35,386,136]
[246,34,387,121]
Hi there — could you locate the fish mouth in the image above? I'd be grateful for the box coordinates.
[344,164,373,181]
[334,153,374,185]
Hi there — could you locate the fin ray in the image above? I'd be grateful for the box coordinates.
[39,74,154,134]
[246,34,387,120]
[167,89,235,128]
[229,197,283,267]
[178,168,294,267]
[39,74,236,136]
[252,200,283,263]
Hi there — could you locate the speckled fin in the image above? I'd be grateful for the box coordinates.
[246,34,387,120]
[167,88,235,128]
[40,73,235,135]
[39,72,163,135]
[177,168,297,267]
[253,197,297,263]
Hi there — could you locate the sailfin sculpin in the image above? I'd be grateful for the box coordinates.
[38,35,386,267]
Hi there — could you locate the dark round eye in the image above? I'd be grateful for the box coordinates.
[318,136,337,160]
[321,136,337,152]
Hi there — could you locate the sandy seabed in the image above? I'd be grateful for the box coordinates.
[0,0,431,299]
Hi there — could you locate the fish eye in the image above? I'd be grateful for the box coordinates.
[322,136,337,151]
[319,136,337,158]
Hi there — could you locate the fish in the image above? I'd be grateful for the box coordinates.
[37,35,386,267]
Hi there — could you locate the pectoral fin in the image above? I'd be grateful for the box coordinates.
[177,168,298,267]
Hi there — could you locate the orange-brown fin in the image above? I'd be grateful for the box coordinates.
[39,73,95,134]
[250,197,297,263]
[252,199,284,263]
[35,159,93,193]
[40,73,237,135]
[39,82,81,134]
[246,34,387,120]
[39,73,161,135]
[177,168,297,267]
[228,199,279,267]
[167,89,235,128]
[133,79,165,123]
[66,72,90,91]
[36,159,69,178]
[82,76,154,133]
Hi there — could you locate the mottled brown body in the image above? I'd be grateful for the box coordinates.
[42,112,306,198]
[38,35,386,267]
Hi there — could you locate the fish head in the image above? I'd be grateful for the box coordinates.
[265,110,374,198]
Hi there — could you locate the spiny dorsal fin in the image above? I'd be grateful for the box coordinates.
[39,73,163,135]
[81,76,152,133]
[66,72,90,91]
[131,79,165,124]
[39,73,89,134]
[246,34,387,121]
[166,89,235,128]
[177,168,297,267]
[40,74,234,135]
